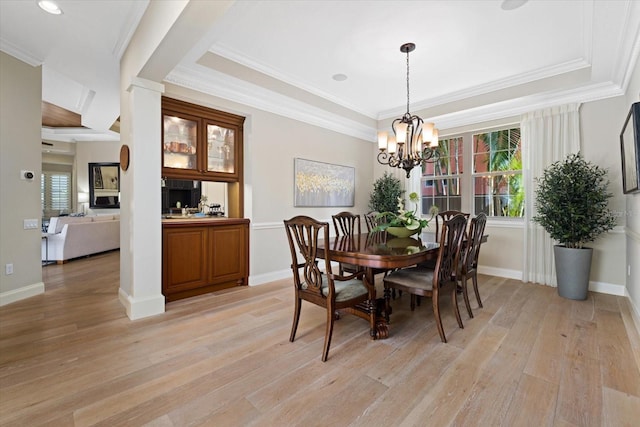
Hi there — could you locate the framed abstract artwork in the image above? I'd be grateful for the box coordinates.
[294,158,355,207]
[620,101,640,194]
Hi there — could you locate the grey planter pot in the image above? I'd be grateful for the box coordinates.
[553,245,593,300]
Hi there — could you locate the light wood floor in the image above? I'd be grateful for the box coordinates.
[1,251,639,427]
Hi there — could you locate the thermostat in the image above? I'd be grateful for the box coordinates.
[20,170,35,181]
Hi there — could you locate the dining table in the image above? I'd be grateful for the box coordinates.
[317,231,440,340]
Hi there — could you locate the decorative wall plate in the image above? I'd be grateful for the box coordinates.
[120,145,130,171]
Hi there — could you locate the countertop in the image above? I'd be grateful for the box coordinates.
[161,216,250,226]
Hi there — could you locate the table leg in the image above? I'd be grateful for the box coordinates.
[343,269,390,340]
[366,268,389,339]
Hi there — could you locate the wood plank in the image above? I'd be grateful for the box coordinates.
[354,343,462,426]
[2,251,638,426]
[398,322,509,426]
[555,354,602,426]
[523,301,572,384]
[503,373,558,427]
[618,297,640,376]
[452,283,551,426]
[602,386,640,427]
[595,308,640,396]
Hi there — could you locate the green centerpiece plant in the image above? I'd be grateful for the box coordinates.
[532,152,616,299]
[374,192,438,237]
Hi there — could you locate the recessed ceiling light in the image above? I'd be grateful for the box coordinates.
[332,74,348,82]
[37,0,63,15]
[501,0,528,11]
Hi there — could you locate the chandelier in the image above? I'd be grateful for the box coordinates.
[377,42,439,178]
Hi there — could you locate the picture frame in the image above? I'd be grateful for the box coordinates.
[620,102,640,194]
[294,158,355,207]
[89,162,120,208]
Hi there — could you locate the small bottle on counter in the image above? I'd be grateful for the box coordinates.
[176,201,181,209]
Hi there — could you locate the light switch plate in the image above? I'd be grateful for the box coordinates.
[23,219,38,229]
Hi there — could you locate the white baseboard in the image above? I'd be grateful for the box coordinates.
[0,282,45,306]
[589,280,626,296]
[468,266,628,297]
[624,288,640,337]
[478,266,522,280]
[118,288,165,320]
[249,269,291,286]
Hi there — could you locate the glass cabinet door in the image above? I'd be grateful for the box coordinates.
[207,124,235,174]
[163,114,198,171]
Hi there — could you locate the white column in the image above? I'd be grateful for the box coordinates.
[118,77,165,319]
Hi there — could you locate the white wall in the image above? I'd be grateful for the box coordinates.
[0,52,44,305]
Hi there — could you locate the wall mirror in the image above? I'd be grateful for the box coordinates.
[89,162,120,209]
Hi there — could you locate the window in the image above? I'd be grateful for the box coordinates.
[420,136,463,213]
[41,171,71,216]
[473,128,523,217]
[417,126,523,219]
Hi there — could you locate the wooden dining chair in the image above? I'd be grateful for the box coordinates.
[434,210,470,242]
[418,210,469,271]
[383,214,468,343]
[332,211,361,275]
[458,213,487,318]
[364,211,380,232]
[284,216,374,362]
[332,211,361,236]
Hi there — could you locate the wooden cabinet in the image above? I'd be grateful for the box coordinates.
[162,219,250,302]
[162,97,245,183]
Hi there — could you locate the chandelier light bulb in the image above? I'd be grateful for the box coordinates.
[430,129,440,147]
[377,131,388,151]
[388,135,397,154]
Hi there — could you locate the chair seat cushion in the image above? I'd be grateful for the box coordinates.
[321,278,368,302]
[384,267,434,291]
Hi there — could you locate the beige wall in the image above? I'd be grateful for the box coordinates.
[622,56,640,327]
[163,83,374,282]
[75,141,121,215]
[0,52,43,304]
[580,97,628,289]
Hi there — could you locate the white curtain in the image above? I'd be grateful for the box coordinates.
[522,103,581,285]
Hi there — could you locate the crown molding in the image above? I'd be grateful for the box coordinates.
[112,0,149,60]
[167,61,627,142]
[430,81,624,131]
[378,58,592,120]
[209,43,379,119]
[0,37,43,66]
[165,64,377,142]
[41,127,120,143]
[615,0,640,92]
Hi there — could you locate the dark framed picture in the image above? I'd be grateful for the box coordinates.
[620,102,640,194]
[89,162,120,208]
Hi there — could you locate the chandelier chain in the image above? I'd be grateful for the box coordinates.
[406,50,410,114]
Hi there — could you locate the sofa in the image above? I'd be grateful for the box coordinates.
[42,215,120,263]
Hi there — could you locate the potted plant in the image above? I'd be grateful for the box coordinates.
[369,172,404,214]
[373,192,438,237]
[532,152,616,300]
